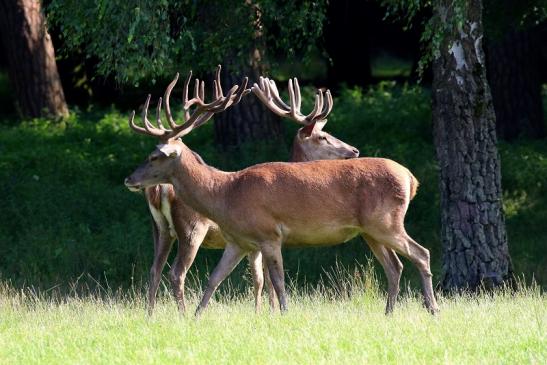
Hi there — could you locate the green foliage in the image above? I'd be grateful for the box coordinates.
[484,0,547,39]
[47,1,327,84]
[0,85,545,291]
[378,0,546,78]
[0,280,545,364]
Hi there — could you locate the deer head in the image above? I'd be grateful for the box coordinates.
[124,65,249,191]
[252,77,359,161]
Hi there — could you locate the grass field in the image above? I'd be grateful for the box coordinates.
[0,279,545,365]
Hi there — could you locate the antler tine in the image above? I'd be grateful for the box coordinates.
[182,71,192,122]
[142,94,165,135]
[267,79,290,110]
[213,79,219,98]
[199,80,205,101]
[156,97,168,131]
[264,77,272,101]
[215,65,223,97]
[206,84,239,113]
[163,73,179,130]
[128,110,149,136]
[315,89,333,121]
[306,90,324,122]
[288,79,307,123]
[252,81,289,118]
[293,78,302,112]
[127,96,164,138]
[233,77,250,104]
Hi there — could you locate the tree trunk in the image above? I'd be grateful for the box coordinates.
[213,60,282,150]
[486,26,546,141]
[432,0,512,291]
[213,1,281,150]
[0,0,68,119]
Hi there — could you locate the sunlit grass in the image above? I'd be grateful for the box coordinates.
[0,277,545,365]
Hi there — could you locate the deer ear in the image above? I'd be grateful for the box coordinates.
[299,123,316,138]
[314,120,327,132]
[158,143,182,158]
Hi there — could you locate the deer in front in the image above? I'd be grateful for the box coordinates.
[125,72,439,316]
[131,66,359,315]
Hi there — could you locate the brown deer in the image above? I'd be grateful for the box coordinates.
[125,72,439,316]
[133,66,360,315]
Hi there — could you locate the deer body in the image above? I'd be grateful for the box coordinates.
[157,145,412,247]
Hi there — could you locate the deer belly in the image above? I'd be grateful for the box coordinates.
[201,224,228,249]
[283,225,361,247]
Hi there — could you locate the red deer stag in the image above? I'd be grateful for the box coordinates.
[132,67,360,315]
[125,72,439,316]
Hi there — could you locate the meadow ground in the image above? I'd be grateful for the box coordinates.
[0,280,545,365]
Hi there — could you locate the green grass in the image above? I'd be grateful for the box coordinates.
[0,280,545,364]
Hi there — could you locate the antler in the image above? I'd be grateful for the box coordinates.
[129,65,250,141]
[251,76,333,125]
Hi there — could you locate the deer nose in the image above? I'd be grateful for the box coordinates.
[352,148,360,157]
[124,177,132,186]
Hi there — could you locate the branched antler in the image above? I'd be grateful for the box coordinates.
[129,65,250,141]
[251,76,333,126]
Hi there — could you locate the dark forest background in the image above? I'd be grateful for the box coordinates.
[0,0,545,293]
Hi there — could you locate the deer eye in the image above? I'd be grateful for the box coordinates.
[149,155,158,162]
[319,136,327,141]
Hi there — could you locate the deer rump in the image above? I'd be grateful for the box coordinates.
[208,157,414,248]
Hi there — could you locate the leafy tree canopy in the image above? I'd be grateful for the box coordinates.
[48,0,327,85]
[379,0,546,77]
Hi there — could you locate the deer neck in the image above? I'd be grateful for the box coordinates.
[169,145,232,220]
[289,136,310,162]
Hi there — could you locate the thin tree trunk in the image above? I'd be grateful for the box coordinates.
[213,60,282,150]
[213,1,282,149]
[432,0,512,291]
[486,26,545,141]
[0,0,68,119]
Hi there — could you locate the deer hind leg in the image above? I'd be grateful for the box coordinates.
[264,263,278,312]
[362,234,403,315]
[261,241,287,312]
[148,220,175,316]
[368,224,438,314]
[169,221,209,314]
[403,234,439,314]
[195,242,247,317]
[247,251,264,313]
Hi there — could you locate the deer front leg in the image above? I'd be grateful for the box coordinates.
[195,242,248,317]
[169,221,209,314]
[148,221,175,316]
[247,251,265,313]
[261,242,287,312]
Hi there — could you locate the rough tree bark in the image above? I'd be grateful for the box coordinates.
[214,59,282,150]
[213,1,281,149]
[486,26,546,141]
[0,0,68,118]
[432,0,512,291]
